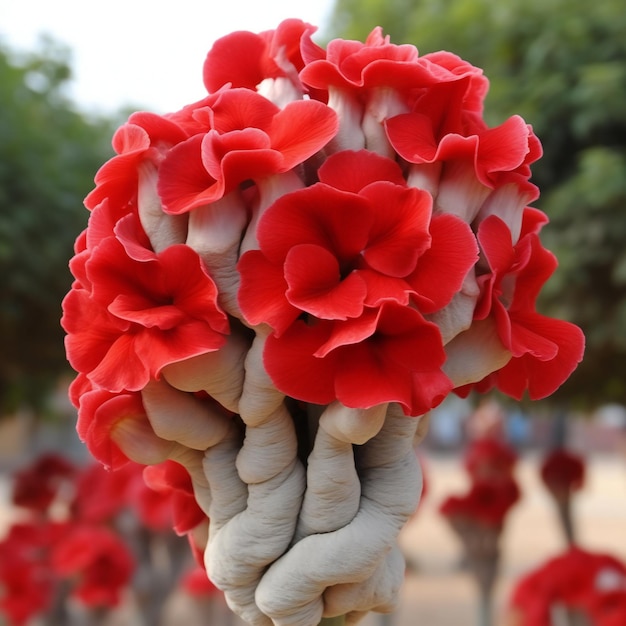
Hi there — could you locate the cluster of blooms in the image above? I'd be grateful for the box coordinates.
[0,453,216,626]
[62,18,584,422]
[60,17,584,625]
[508,546,626,626]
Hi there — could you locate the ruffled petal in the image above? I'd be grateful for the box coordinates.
[284,244,367,320]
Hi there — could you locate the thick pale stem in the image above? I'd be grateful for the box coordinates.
[137,161,188,252]
[186,191,249,319]
[240,170,304,255]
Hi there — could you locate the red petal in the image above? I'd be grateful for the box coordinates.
[203,33,268,92]
[77,390,146,469]
[134,321,226,379]
[361,183,432,277]
[264,321,338,404]
[62,288,130,376]
[269,99,338,170]
[318,149,406,192]
[407,213,478,313]
[385,112,439,163]
[332,305,450,413]
[89,333,148,392]
[126,111,188,145]
[284,244,367,319]
[108,297,184,328]
[509,233,558,312]
[477,215,515,276]
[314,309,380,357]
[237,250,300,334]
[257,184,371,263]
[494,314,584,400]
[157,135,218,214]
[479,116,534,178]
[359,270,412,307]
[210,88,279,133]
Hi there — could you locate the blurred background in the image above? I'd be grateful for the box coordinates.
[0,0,625,624]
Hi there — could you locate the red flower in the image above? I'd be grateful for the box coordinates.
[75,384,165,469]
[385,80,541,222]
[441,478,520,528]
[237,149,478,414]
[141,461,206,535]
[51,524,135,608]
[466,208,585,399]
[301,27,486,97]
[85,112,188,211]
[540,448,585,495]
[510,547,626,626]
[157,88,337,214]
[264,303,452,415]
[203,18,318,99]
[62,235,228,393]
[238,149,477,332]
[71,462,142,523]
[11,454,77,514]
[300,28,490,154]
[0,522,62,625]
[464,437,518,482]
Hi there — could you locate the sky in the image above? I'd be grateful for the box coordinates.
[0,0,336,115]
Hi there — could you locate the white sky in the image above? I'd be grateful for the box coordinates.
[0,0,336,115]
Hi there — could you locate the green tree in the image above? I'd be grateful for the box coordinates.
[327,0,626,407]
[0,37,115,415]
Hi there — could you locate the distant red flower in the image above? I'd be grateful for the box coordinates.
[72,462,142,523]
[0,522,63,625]
[51,524,135,608]
[540,448,585,495]
[11,454,77,514]
[510,546,626,626]
[441,478,520,528]
[464,437,518,483]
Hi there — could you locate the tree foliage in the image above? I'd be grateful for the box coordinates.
[0,37,115,415]
[327,0,626,407]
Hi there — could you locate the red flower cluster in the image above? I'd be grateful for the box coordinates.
[62,18,584,426]
[0,455,206,625]
[510,546,626,626]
